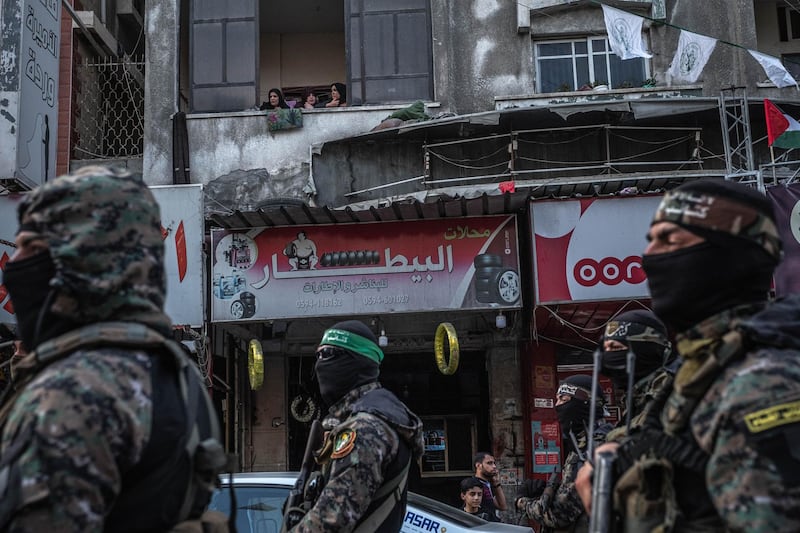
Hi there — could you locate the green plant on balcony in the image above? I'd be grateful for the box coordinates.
[642,77,657,88]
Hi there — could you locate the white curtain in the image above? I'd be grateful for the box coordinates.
[602,5,652,60]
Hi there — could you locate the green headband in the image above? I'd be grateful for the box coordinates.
[321,328,384,364]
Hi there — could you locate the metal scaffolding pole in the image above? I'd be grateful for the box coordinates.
[718,87,762,190]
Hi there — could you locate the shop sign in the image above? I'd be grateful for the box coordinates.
[210,215,521,322]
[531,196,662,304]
[766,184,800,296]
[0,185,204,327]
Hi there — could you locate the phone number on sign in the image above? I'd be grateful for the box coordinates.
[296,298,343,309]
[363,294,410,305]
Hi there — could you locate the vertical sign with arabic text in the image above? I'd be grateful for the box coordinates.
[210,216,521,321]
[16,0,60,188]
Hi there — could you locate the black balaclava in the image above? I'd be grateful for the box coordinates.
[2,250,75,352]
[315,320,382,407]
[600,309,671,389]
[643,179,781,332]
[555,374,603,449]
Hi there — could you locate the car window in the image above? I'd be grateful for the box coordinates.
[209,485,289,533]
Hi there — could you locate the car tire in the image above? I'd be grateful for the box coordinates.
[491,268,521,304]
[473,253,502,268]
[231,300,245,319]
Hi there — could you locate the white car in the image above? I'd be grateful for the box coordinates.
[209,471,533,533]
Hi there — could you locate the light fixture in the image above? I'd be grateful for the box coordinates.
[495,311,507,330]
[378,329,389,347]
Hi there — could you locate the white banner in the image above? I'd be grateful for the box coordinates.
[602,5,652,60]
[749,50,799,89]
[668,30,717,83]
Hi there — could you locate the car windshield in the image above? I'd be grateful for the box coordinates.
[210,485,287,533]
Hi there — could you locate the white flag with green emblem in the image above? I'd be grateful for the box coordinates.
[602,5,652,60]
[749,50,799,89]
[668,30,717,83]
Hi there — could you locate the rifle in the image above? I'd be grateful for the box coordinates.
[588,450,616,533]
[282,419,323,531]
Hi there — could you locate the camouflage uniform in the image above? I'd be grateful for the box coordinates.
[291,382,424,532]
[606,366,675,443]
[611,182,800,531]
[660,299,800,531]
[519,425,610,533]
[0,167,221,532]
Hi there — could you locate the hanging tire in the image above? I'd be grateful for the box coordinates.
[434,322,460,375]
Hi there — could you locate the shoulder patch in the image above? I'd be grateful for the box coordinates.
[331,429,357,459]
[744,401,800,433]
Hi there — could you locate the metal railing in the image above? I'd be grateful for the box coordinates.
[73,56,144,160]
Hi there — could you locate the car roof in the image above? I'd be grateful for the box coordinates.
[217,471,533,532]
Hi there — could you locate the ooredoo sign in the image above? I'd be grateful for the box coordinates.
[531,196,662,303]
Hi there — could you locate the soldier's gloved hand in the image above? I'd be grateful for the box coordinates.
[283,507,306,530]
[517,478,546,499]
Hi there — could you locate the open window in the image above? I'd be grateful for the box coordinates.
[188,0,433,113]
[535,37,650,93]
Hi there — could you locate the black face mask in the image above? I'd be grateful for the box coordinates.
[555,398,590,437]
[600,350,633,390]
[642,242,773,332]
[601,346,664,390]
[2,251,57,351]
[314,349,379,407]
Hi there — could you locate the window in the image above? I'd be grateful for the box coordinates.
[783,53,800,81]
[777,6,800,41]
[420,415,476,477]
[188,0,433,113]
[535,37,650,93]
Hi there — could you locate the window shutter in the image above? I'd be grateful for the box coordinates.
[190,0,258,113]
[346,0,433,105]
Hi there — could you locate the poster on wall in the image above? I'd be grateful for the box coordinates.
[210,215,521,322]
[0,186,204,328]
[531,196,663,304]
[766,184,800,295]
[531,420,561,474]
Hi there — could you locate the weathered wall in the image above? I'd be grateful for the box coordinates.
[431,0,534,114]
[486,342,526,523]
[185,106,413,189]
[0,0,21,181]
[142,0,178,185]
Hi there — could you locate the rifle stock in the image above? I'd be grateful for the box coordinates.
[283,419,323,530]
[588,450,616,533]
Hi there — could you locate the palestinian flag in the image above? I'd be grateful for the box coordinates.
[764,98,800,149]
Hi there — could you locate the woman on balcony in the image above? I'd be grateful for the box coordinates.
[260,88,290,110]
[325,82,348,108]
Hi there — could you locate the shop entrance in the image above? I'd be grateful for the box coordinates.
[286,349,492,506]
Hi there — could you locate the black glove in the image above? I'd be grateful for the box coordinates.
[517,478,546,499]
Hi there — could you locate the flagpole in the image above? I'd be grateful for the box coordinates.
[770,145,776,183]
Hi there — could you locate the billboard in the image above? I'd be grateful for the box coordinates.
[767,183,800,296]
[531,196,662,304]
[0,185,205,327]
[210,215,521,322]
